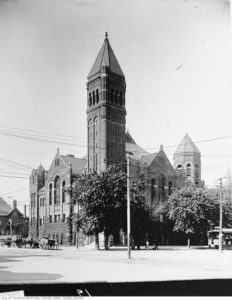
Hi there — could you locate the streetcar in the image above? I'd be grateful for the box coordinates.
[208,228,232,249]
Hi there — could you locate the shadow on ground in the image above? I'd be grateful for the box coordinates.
[2,279,232,296]
[0,255,62,282]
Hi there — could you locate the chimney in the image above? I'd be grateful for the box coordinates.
[13,200,17,209]
[24,205,27,218]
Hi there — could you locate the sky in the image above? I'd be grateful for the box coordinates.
[0,0,230,212]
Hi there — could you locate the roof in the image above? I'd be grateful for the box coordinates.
[126,142,148,160]
[126,131,136,144]
[61,155,86,174]
[0,197,12,215]
[37,163,45,173]
[174,134,200,155]
[88,33,124,78]
[140,152,159,166]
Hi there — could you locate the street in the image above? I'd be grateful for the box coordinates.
[1,245,232,295]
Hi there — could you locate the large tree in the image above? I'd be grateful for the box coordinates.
[71,165,154,250]
[168,183,218,247]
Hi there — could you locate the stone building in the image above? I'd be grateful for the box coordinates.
[173,134,201,186]
[29,34,202,245]
[87,32,126,172]
[0,198,29,237]
[29,151,86,244]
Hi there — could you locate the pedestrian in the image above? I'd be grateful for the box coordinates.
[146,240,149,250]
[153,238,159,250]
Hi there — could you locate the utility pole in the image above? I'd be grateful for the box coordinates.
[126,153,131,259]
[219,178,223,252]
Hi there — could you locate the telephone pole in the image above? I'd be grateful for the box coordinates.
[219,178,223,252]
[126,153,131,259]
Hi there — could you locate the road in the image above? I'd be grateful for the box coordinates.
[1,245,232,295]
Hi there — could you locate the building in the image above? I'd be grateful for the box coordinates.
[29,151,87,244]
[173,133,201,186]
[87,32,126,173]
[29,34,202,245]
[0,198,29,237]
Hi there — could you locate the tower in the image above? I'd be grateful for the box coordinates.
[87,33,126,172]
[29,164,45,237]
[173,134,201,186]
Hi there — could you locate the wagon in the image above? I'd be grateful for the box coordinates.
[40,237,56,250]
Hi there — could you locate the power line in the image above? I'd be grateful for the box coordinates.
[0,171,30,176]
[0,125,86,141]
[1,186,29,196]
[0,175,29,179]
[2,126,232,155]
[0,157,33,170]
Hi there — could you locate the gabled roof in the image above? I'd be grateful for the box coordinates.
[126,142,148,160]
[126,131,136,145]
[88,33,124,78]
[61,155,86,174]
[174,134,200,155]
[0,197,12,215]
[6,207,24,218]
[140,152,159,166]
[37,163,45,174]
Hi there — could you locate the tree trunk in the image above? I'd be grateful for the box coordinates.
[187,237,190,248]
[104,232,110,250]
[95,232,99,250]
[104,233,110,250]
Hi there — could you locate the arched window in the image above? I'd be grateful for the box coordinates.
[168,181,173,195]
[176,164,182,177]
[54,176,60,204]
[89,93,92,106]
[158,174,166,201]
[62,181,66,203]
[115,90,118,105]
[49,183,52,205]
[119,92,122,106]
[92,91,95,105]
[96,89,99,104]
[186,164,191,177]
[55,158,60,167]
[151,178,156,201]
[111,89,114,104]
[195,164,199,185]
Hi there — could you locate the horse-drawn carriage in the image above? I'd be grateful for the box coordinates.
[0,235,23,248]
[40,237,58,250]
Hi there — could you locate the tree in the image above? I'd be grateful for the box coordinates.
[71,165,153,250]
[168,183,217,247]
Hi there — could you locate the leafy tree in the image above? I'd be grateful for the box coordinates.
[168,183,217,247]
[71,165,153,250]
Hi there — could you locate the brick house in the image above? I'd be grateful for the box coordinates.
[0,198,29,237]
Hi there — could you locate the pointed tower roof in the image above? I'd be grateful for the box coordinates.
[174,134,200,155]
[88,32,124,79]
[37,163,45,173]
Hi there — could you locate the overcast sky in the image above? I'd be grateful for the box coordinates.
[0,0,230,211]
